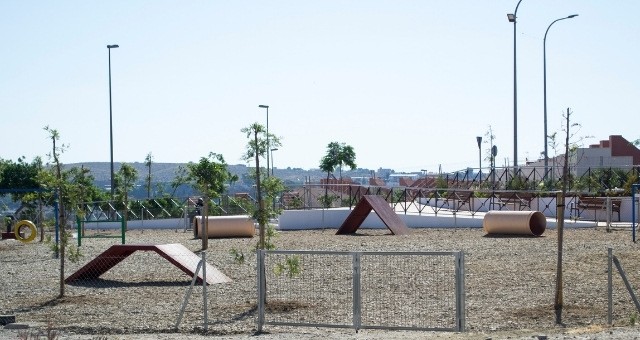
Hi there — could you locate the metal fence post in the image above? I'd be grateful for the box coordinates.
[175,254,204,330]
[608,247,613,325]
[352,252,362,332]
[606,197,612,232]
[257,250,265,333]
[202,251,208,332]
[455,251,466,332]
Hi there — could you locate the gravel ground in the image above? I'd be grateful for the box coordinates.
[2,225,640,339]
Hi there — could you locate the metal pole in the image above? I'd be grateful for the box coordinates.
[608,247,612,325]
[202,251,208,332]
[633,184,638,243]
[352,252,362,332]
[510,0,524,170]
[544,15,578,178]
[266,106,269,178]
[107,44,119,203]
[258,105,270,178]
[455,251,466,332]
[476,136,482,183]
[257,250,265,333]
[271,148,278,176]
[175,255,204,329]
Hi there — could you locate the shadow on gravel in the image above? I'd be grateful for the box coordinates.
[482,234,545,239]
[65,278,191,288]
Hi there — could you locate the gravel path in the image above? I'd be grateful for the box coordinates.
[2,225,640,339]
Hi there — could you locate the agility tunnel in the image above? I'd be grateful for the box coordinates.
[483,210,547,236]
[194,215,255,238]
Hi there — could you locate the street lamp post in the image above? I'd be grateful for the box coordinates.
[508,0,524,170]
[270,148,279,210]
[107,44,119,202]
[270,148,278,176]
[258,105,269,177]
[476,136,483,183]
[544,14,578,179]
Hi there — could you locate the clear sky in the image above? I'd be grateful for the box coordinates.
[1,1,638,173]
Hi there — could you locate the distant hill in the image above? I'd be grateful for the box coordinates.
[65,162,375,187]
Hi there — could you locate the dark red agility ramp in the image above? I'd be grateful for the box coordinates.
[65,243,231,285]
[336,195,411,235]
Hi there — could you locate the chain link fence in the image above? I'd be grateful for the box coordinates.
[257,250,465,332]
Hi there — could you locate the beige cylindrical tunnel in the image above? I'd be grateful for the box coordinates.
[194,215,255,238]
[483,210,547,236]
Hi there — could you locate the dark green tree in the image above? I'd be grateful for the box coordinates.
[187,152,235,250]
[115,163,138,230]
[319,142,357,207]
[0,157,43,201]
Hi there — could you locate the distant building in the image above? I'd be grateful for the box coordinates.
[571,135,640,176]
[521,135,640,178]
[387,173,420,187]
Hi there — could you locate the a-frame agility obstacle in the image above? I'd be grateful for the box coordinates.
[336,195,411,235]
[65,243,232,285]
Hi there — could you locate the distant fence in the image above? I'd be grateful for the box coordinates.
[257,250,465,332]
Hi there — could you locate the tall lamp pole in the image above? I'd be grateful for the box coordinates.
[258,105,269,177]
[270,148,278,176]
[476,136,483,182]
[544,14,578,178]
[508,0,524,170]
[107,44,119,201]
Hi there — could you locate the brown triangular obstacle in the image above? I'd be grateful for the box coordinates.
[336,195,411,235]
[65,244,231,285]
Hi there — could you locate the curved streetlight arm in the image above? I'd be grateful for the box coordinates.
[543,14,578,177]
[544,15,578,42]
[514,0,523,20]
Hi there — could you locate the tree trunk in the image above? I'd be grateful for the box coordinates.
[554,107,571,324]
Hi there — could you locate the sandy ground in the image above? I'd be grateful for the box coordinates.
[2,225,640,339]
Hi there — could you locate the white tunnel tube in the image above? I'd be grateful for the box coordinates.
[483,210,547,236]
[194,215,255,238]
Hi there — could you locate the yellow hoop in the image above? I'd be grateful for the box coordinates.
[15,220,37,243]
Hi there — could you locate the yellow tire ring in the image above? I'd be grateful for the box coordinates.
[15,220,37,243]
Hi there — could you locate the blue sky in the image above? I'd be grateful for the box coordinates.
[1,1,638,173]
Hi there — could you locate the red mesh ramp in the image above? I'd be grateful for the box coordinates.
[65,244,231,285]
[336,195,411,235]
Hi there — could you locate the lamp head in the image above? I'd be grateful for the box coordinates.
[568,14,578,18]
[258,105,269,109]
[507,13,516,22]
[107,44,119,49]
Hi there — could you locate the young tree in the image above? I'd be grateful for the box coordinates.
[43,126,68,297]
[241,123,282,249]
[115,163,138,231]
[187,152,234,250]
[554,107,590,324]
[144,152,153,198]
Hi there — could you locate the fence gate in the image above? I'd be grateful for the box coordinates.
[257,250,465,332]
